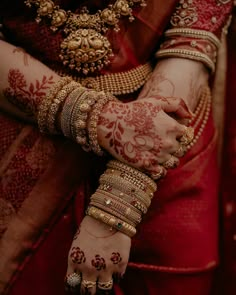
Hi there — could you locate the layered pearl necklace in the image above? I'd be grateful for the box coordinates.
[25,0,146,75]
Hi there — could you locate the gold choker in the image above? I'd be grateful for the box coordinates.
[25,0,146,75]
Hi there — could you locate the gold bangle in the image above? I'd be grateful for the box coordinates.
[37,77,72,133]
[99,174,151,207]
[72,90,99,151]
[155,48,215,72]
[104,169,155,200]
[60,86,87,138]
[107,160,157,193]
[91,192,142,225]
[86,206,136,237]
[89,199,140,227]
[164,28,220,48]
[47,81,78,134]
[96,187,147,214]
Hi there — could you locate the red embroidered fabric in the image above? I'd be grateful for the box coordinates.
[169,0,233,37]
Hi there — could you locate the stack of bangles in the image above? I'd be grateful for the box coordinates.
[86,160,157,237]
[37,77,117,155]
[155,28,220,73]
[37,76,211,238]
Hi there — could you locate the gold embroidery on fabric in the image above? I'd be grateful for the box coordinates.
[171,0,198,27]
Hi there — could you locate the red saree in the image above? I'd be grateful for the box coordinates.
[0,0,233,294]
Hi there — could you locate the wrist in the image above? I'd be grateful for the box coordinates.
[151,58,209,111]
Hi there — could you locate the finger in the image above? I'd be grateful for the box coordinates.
[80,273,97,295]
[98,271,114,292]
[159,97,193,119]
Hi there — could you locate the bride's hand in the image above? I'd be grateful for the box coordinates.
[97,95,191,177]
[66,216,131,295]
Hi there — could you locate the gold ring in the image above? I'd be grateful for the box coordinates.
[162,155,179,169]
[173,144,186,158]
[81,280,97,289]
[98,279,113,290]
[150,166,166,180]
[179,127,194,145]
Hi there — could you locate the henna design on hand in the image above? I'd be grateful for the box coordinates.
[110,252,122,264]
[70,246,86,264]
[3,68,54,116]
[91,254,106,271]
[99,101,163,166]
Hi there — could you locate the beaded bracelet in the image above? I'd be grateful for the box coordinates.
[87,93,117,156]
[71,90,99,152]
[37,77,72,133]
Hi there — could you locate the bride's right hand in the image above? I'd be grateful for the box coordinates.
[97,96,192,177]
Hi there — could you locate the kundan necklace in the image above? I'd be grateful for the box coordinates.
[25,0,147,75]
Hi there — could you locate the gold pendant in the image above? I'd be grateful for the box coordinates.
[59,29,113,75]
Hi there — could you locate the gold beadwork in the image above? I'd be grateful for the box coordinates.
[155,48,215,72]
[88,93,117,156]
[37,77,72,133]
[171,0,198,27]
[186,87,211,150]
[55,62,153,95]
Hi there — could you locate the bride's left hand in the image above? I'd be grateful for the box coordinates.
[66,216,131,295]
